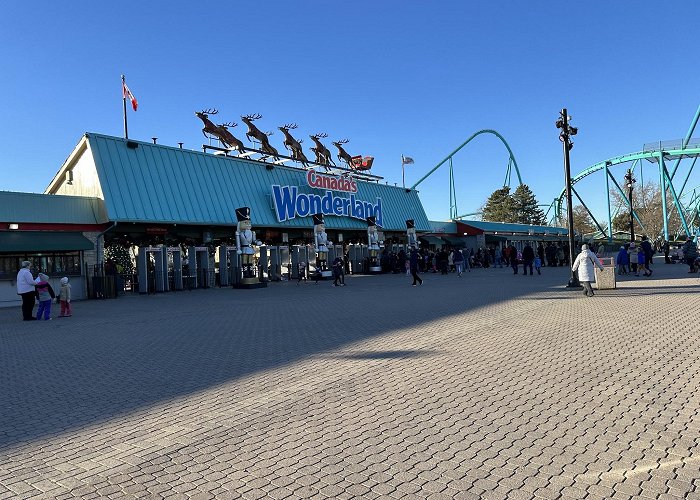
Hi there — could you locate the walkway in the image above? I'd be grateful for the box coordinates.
[1,263,698,499]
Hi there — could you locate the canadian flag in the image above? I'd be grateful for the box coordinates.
[122,81,138,111]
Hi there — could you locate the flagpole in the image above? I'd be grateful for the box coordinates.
[121,75,129,139]
[402,155,405,189]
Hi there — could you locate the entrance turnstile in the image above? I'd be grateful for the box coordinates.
[137,246,165,294]
[166,246,183,291]
[348,244,367,274]
[280,245,290,280]
[258,245,269,281]
[268,246,288,281]
[188,246,214,288]
[218,246,240,286]
[291,245,310,280]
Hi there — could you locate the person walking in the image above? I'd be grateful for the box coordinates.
[461,248,471,273]
[331,255,345,287]
[572,244,605,297]
[616,246,629,275]
[637,245,647,276]
[522,243,535,276]
[556,246,565,267]
[34,273,56,320]
[640,235,654,276]
[297,261,307,284]
[452,248,465,277]
[629,242,639,276]
[534,255,542,275]
[16,261,37,321]
[410,249,423,286]
[509,244,519,274]
[681,236,698,273]
[494,245,503,268]
[58,277,72,317]
[663,239,671,264]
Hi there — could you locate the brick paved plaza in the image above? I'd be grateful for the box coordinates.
[1,264,699,499]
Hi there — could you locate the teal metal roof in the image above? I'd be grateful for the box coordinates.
[85,134,431,231]
[0,191,107,224]
[458,220,569,235]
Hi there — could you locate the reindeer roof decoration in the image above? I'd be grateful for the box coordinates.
[278,123,309,167]
[332,139,374,172]
[195,109,246,153]
[309,132,335,171]
[195,110,374,172]
[241,113,279,158]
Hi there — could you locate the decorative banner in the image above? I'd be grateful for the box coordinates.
[272,185,382,226]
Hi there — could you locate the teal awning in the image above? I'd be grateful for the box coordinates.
[485,234,508,243]
[0,231,94,252]
[419,236,445,246]
[441,236,468,247]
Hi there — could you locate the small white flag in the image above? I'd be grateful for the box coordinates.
[402,155,414,165]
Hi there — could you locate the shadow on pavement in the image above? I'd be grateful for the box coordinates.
[0,264,694,450]
[329,349,439,360]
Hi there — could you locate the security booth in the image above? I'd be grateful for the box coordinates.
[329,244,344,265]
[267,245,283,281]
[279,245,291,280]
[291,245,310,280]
[258,245,269,282]
[327,245,339,266]
[218,245,238,286]
[188,246,214,288]
[306,244,320,278]
[348,244,366,274]
[137,246,165,294]
[166,246,183,291]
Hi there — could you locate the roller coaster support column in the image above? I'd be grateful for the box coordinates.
[556,109,579,288]
[625,169,636,242]
[659,155,669,241]
[605,162,613,243]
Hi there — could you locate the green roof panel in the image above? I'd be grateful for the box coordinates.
[86,134,431,232]
[0,191,107,224]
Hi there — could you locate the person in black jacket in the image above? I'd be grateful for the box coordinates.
[410,249,423,286]
[640,235,654,276]
[522,244,535,276]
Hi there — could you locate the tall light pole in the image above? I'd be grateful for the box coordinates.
[556,109,579,287]
[624,169,636,242]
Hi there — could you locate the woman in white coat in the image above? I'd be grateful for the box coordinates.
[572,244,605,297]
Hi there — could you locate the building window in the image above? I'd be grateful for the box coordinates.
[0,252,82,280]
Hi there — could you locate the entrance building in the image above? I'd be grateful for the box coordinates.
[1,133,432,305]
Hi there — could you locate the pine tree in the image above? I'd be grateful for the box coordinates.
[105,245,134,274]
[512,184,546,225]
[482,187,517,222]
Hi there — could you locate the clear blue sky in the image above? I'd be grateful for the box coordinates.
[2,1,700,224]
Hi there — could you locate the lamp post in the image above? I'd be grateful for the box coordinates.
[556,109,579,287]
[624,169,636,242]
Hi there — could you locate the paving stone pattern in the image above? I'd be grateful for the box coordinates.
[1,263,699,499]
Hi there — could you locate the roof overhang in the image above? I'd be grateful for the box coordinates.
[0,231,94,252]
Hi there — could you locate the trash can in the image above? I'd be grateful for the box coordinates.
[594,257,616,289]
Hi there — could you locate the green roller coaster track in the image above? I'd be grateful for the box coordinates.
[410,129,522,220]
[408,107,700,242]
[550,102,700,242]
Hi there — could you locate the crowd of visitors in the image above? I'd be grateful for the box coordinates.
[385,241,579,281]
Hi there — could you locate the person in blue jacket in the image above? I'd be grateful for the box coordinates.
[616,246,629,275]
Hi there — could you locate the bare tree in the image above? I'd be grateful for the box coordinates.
[609,182,682,237]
